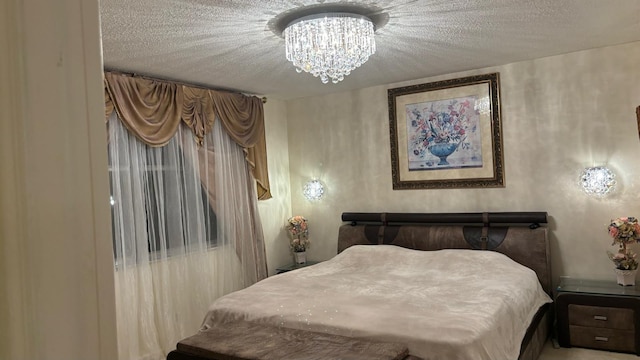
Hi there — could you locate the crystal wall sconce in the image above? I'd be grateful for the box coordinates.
[303,179,325,201]
[580,166,616,197]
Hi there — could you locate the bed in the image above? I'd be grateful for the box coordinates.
[168,211,553,360]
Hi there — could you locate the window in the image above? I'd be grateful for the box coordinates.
[108,126,217,263]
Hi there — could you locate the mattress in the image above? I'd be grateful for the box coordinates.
[200,245,552,360]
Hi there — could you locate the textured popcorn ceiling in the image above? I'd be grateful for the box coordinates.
[100,0,640,100]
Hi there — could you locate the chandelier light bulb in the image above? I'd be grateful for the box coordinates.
[284,12,376,84]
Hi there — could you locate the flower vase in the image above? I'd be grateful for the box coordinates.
[427,143,458,166]
[294,251,306,264]
[615,269,637,286]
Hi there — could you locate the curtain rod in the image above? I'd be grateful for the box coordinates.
[103,69,267,103]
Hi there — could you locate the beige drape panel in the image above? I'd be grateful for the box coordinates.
[104,87,115,119]
[182,87,215,146]
[103,72,271,199]
[104,72,183,146]
[210,91,269,201]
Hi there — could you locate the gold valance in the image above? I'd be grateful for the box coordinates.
[103,72,271,200]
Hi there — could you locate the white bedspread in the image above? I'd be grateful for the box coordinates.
[201,245,552,360]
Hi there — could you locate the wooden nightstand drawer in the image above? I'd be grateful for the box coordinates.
[556,280,640,355]
[569,325,635,352]
[568,304,634,330]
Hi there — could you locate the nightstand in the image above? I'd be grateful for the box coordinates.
[556,278,640,355]
[275,261,320,274]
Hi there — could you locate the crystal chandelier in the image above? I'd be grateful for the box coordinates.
[284,12,376,84]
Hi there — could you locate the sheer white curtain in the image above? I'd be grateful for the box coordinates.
[108,112,265,360]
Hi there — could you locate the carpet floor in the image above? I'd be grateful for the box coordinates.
[539,339,637,360]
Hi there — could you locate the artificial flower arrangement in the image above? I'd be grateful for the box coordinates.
[607,217,640,270]
[406,98,474,159]
[286,215,310,253]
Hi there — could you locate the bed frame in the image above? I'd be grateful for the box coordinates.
[338,211,552,360]
[167,211,552,360]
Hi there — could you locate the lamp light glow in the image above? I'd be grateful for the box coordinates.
[580,166,616,197]
[303,179,325,201]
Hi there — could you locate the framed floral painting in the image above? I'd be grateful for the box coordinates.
[388,73,504,189]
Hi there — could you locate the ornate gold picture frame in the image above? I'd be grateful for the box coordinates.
[388,73,504,189]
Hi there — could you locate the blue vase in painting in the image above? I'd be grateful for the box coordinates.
[428,143,459,166]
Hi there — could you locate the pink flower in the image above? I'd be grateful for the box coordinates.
[609,227,619,238]
[286,215,310,251]
[607,217,640,270]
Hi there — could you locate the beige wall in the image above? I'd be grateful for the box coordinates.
[0,0,118,359]
[284,41,640,284]
[259,98,295,274]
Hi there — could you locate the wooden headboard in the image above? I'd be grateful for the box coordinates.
[337,212,552,295]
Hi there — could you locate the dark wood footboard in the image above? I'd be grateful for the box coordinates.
[168,350,421,360]
[167,350,209,360]
[168,320,414,360]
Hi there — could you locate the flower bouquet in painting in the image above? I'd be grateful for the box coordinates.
[286,215,310,263]
[607,217,640,285]
[405,97,482,169]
